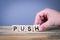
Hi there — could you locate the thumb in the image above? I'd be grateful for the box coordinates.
[39,21,52,31]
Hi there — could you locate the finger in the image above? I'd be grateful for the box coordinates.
[39,21,52,31]
[34,12,42,25]
[34,9,48,25]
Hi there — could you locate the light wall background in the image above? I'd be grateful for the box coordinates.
[0,0,60,26]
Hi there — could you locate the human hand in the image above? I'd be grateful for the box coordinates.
[34,8,60,31]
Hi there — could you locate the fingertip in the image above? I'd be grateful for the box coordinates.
[39,25,46,31]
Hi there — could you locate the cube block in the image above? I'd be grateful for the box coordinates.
[12,25,40,32]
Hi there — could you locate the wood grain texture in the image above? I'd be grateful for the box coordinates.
[0,26,60,40]
[0,33,60,40]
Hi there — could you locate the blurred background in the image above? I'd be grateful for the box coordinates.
[0,0,60,26]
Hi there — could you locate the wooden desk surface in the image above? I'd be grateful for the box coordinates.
[0,26,60,40]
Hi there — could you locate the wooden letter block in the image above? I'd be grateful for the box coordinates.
[33,25,40,32]
[12,25,19,32]
[19,25,25,32]
[25,25,33,32]
[12,25,40,33]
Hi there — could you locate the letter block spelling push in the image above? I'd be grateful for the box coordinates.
[12,25,40,32]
